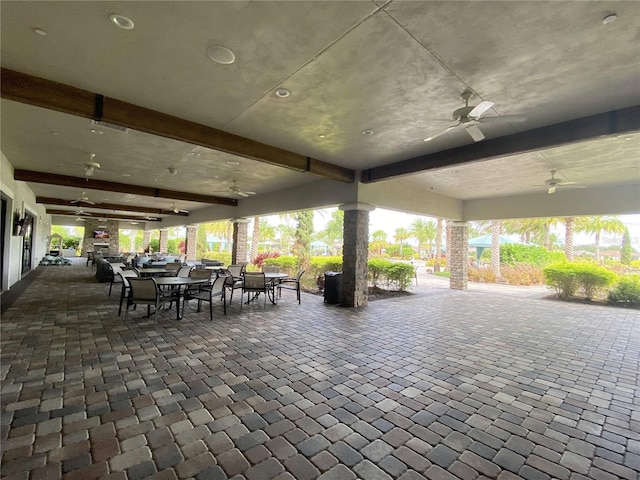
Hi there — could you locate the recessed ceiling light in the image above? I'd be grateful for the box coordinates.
[50,131,59,136]
[168,167,178,175]
[207,45,236,65]
[91,129,103,135]
[109,14,135,30]
[33,28,47,36]
[275,88,290,98]
[318,134,326,139]
[189,152,200,156]
[226,160,240,166]
[602,13,617,24]
[121,173,131,177]
[361,129,374,136]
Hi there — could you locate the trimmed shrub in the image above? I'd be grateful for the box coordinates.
[543,263,617,299]
[542,263,578,298]
[500,244,565,266]
[384,262,415,291]
[607,274,640,306]
[263,255,297,275]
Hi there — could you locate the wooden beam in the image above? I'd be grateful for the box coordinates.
[361,106,640,183]
[36,197,189,216]
[1,68,355,183]
[15,170,237,206]
[46,209,162,222]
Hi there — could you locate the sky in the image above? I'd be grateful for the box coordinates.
[310,208,640,250]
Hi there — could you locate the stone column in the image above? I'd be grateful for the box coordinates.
[340,203,374,307]
[159,228,169,253]
[129,230,136,253]
[449,221,469,290]
[186,224,198,261]
[142,230,151,253]
[231,218,250,264]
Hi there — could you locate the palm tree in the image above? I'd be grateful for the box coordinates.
[564,217,575,261]
[576,215,625,262]
[250,216,260,263]
[491,220,501,279]
[370,230,387,256]
[434,218,443,271]
[200,221,230,253]
[293,211,314,272]
[320,209,344,254]
[394,227,411,259]
[408,219,436,258]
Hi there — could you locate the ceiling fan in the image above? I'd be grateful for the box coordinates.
[74,208,92,216]
[83,153,101,176]
[424,91,526,143]
[70,192,95,205]
[544,170,577,194]
[75,217,87,222]
[229,180,255,197]
[170,203,189,214]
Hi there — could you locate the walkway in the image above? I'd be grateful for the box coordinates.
[1,260,638,480]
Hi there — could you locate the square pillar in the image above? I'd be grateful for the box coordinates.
[340,203,374,308]
[449,221,469,290]
[186,225,198,261]
[142,230,151,253]
[231,218,250,264]
[159,228,168,253]
[129,231,136,253]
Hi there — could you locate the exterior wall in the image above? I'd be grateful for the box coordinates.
[449,222,469,290]
[1,153,51,289]
[341,206,371,307]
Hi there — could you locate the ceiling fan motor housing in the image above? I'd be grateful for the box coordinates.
[453,106,475,122]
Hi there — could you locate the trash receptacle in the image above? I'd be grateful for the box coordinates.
[324,271,343,304]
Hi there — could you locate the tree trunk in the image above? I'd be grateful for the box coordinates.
[491,220,501,279]
[250,216,260,264]
[595,232,600,262]
[564,217,575,262]
[226,223,233,252]
[434,218,443,272]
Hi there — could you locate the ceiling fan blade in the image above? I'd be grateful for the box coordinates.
[245,191,256,195]
[468,101,494,119]
[424,124,458,142]
[466,124,485,142]
[237,191,250,197]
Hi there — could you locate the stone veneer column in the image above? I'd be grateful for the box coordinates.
[129,231,136,253]
[186,225,198,261]
[231,218,250,264]
[340,203,374,307]
[142,230,151,253]
[449,221,469,290]
[159,228,168,253]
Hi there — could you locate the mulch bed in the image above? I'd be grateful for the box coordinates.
[304,286,413,302]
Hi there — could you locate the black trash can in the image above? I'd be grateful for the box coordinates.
[324,272,343,304]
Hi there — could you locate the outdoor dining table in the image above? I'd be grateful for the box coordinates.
[137,268,170,277]
[154,276,210,320]
[248,272,289,304]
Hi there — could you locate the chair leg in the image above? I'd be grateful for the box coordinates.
[109,281,113,296]
[297,285,301,304]
[222,292,227,315]
[209,299,213,321]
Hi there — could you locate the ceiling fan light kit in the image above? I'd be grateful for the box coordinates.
[425,91,525,143]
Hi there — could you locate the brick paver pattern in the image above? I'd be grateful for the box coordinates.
[1,260,638,480]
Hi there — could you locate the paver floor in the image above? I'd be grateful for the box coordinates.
[1,260,638,480]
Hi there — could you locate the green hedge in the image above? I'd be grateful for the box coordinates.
[500,244,565,266]
[264,256,415,291]
[543,262,617,299]
[607,274,640,306]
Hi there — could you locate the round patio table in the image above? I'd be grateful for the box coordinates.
[154,277,209,320]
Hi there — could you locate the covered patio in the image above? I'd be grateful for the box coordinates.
[1,260,638,479]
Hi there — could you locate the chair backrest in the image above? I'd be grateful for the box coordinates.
[262,266,280,273]
[227,265,244,278]
[118,269,138,287]
[243,272,266,289]
[189,269,213,282]
[295,270,305,281]
[128,278,158,301]
[177,266,193,277]
[165,262,182,271]
[211,274,228,295]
